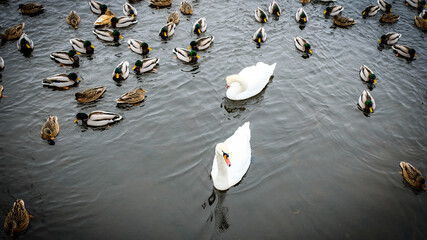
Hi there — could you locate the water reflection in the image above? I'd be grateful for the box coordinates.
[204,189,230,237]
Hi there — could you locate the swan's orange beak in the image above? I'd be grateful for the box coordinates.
[223,154,231,167]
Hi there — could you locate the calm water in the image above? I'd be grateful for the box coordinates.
[0,0,426,239]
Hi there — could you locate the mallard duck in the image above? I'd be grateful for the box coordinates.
[189,36,214,51]
[420,9,427,19]
[405,0,426,9]
[18,3,45,15]
[357,89,376,113]
[180,0,193,15]
[253,27,266,44]
[41,116,59,141]
[269,0,281,17]
[173,48,199,63]
[110,16,138,28]
[362,6,380,17]
[324,6,344,16]
[50,50,80,67]
[415,16,427,30]
[400,162,426,190]
[93,10,115,27]
[4,199,32,237]
[0,56,4,71]
[75,111,122,127]
[149,0,173,7]
[123,3,137,17]
[255,7,268,23]
[392,45,417,60]
[360,65,377,84]
[89,1,109,15]
[193,17,207,35]
[167,10,180,24]
[296,7,308,24]
[75,86,106,103]
[294,36,312,54]
[0,22,24,41]
[116,88,147,104]
[67,10,81,29]
[159,22,176,39]
[379,32,401,45]
[133,58,159,74]
[93,29,123,42]
[17,33,34,54]
[378,0,392,13]
[0,85,3,97]
[380,13,399,23]
[128,39,152,55]
[70,39,95,54]
[43,73,80,89]
[112,61,129,80]
[333,15,356,27]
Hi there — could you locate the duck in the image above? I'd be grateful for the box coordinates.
[333,15,356,27]
[296,7,308,24]
[255,7,268,23]
[133,58,160,74]
[211,122,251,191]
[362,6,380,17]
[70,39,95,54]
[50,50,80,67]
[128,39,152,55]
[173,48,199,63]
[189,36,214,51]
[93,29,123,42]
[378,0,392,13]
[0,56,4,71]
[75,86,106,103]
[41,116,59,141]
[89,1,109,15]
[67,10,81,29]
[380,13,400,23]
[420,9,427,19]
[110,16,138,28]
[324,5,344,16]
[405,0,426,9]
[294,36,312,54]
[18,3,45,15]
[149,0,174,7]
[4,199,32,237]
[123,2,137,17]
[400,162,426,190]
[252,27,266,44]
[112,61,129,80]
[75,111,123,127]
[392,45,417,60]
[193,17,207,35]
[93,10,115,27]
[379,32,401,45]
[116,88,147,104]
[225,62,276,100]
[269,0,281,17]
[180,0,193,15]
[167,10,180,24]
[415,16,427,30]
[160,22,176,39]
[43,73,80,89]
[0,22,24,41]
[357,89,376,113]
[17,33,34,54]
[360,65,377,84]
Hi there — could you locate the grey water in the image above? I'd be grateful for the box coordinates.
[0,0,426,239]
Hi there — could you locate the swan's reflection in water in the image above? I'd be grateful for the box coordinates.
[205,189,230,237]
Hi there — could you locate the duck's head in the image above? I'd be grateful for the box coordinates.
[260,12,267,22]
[75,113,88,122]
[110,17,118,27]
[194,24,201,34]
[43,128,55,140]
[365,100,373,113]
[216,143,231,167]
[421,0,426,7]
[114,67,122,79]
[112,30,123,41]
[273,5,280,16]
[133,60,142,70]
[84,40,95,50]
[362,7,368,16]
[100,4,108,14]
[385,3,392,13]
[68,73,80,81]
[68,50,80,57]
[300,12,307,23]
[369,74,377,84]
[304,43,312,54]
[141,42,152,51]
[379,34,387,44]
[408,48,417,58]
[419,177,426,190]
[129,9,135,18]
[20,37,31,49]
[256,33,263,43]
[189,50,200,61]
[160,27,168,38]
[189,41,198,50]
[324,7,332,15]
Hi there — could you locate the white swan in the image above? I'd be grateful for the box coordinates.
[211,122,251,191]
[225,62,276,100]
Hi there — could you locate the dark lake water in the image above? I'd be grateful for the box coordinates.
[0,0,426,239]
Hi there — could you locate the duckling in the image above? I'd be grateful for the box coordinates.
[405,0,426,10]
[380,13,400,23]
[379,32,401,45]
[253,27,266,44]
[89,1,109,15]
[159,22,176,39]
[324,6,344,16]
[17,33,34,54]
[50,50,80,67]
[193,17,207,35]
[70,39,95,54]
[75,86,106,103]
[255,7,268,23]
[173,48,199,63]
[4,199,32,237]
[400,162,426,190]
[167,10,180,24]
[128,39,152,55]
[133,58,160,74]
[378,0,392,13]
[116,88,147,104]
[123,3,137,17]
[362,6,380,17]
[93,10,115,27]
[41,116,59,141]
[67,10,81,29]
[18,3,45,15]
[420,9,427,19]
[357,89,376,113]
[415,16,427,30]
[180,0,193,15]
[43,73,80,89]
[333,15,356,27]
[93,29,123,42]
[360,65,377,84]
[149,0,174,7]
[294,36,312,54]
[0,56,4,71]
[110,16,138,28]
[269,0,281,17]
[189,36,215,51]
[296,7,308,24]
[392,45,417,60]
[75,111,123,127]
[0,22,24,41]
[112,61,129,80]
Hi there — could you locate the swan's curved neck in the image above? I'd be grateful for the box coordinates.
[215,144,229,178]
[227,75,248,92]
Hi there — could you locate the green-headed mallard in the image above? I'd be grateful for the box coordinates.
[17,33,34,54]
[167,10,180,24]
[41,116,59,141]
[380,13,399,23]
[123,3,137,17]
[43,73,80,89]
[405,0,426,9]
[110,16,137,28]
[255,7,268,23]
[269,0,281,17]
[294,36,312,54]
[180,0,193,15]
[50,50,80,67]
[133,58,159,74]
[360,65,377,84]
[18,3,45,15]
[357,89,376,113]
[128,39,151,55]
[93,10,115,27]
[333,15,356,27]
[0,22,24,41]
[415,16,427,30]
[149,0,174,7]
[400,162,426,190]
[173,48,199,63]
[75,86,106,103]
[296,7,308,24]
[4,199,32,237]
[324,6,344,16]
[189,36,215,51]
[159,22,176,39]
[193,17,207,35]
[67,10,81,29]
[253,27,266,44]
[89,1,109,15]
[392,44,417,60]
[116,88,147,104]
[70,39,95,54]
[362,6,380,17]
[75,111,122,127]
[112,61,129,80]
[378,0,392,12]
[379,32,401,45]
[93,29,123,42]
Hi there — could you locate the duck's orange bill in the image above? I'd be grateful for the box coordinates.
[74,119,78,123]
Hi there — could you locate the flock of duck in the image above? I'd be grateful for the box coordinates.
[0,0,426,237]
